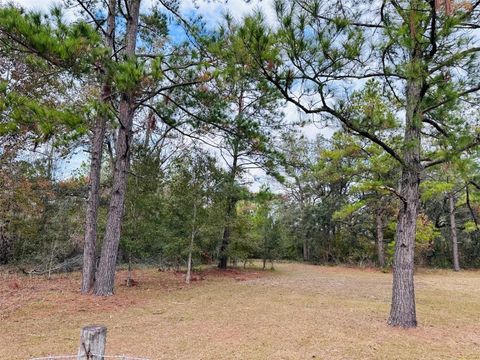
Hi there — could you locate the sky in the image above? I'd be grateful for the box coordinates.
[12,0,275,21]
[8,0,325,186]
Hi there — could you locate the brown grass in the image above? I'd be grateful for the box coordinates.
[1,263,480,359]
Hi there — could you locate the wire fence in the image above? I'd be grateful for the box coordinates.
[29,325,150,360]
[30,356,149,359]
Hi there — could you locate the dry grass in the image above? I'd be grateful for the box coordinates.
[1,262,480,360]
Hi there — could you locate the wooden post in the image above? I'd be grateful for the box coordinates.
[77,325,107,359]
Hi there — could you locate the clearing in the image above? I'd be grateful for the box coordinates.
[1,262,480,359]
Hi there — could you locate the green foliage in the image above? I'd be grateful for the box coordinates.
[139,7,168,45]
[416,214,440,245]
[2,0,480,274]
[121,149,226,267]
[333,201,366,221]
[113,60,145,92]
[464,220,478,234]
[0,156,87,263]
[0,86,87,140]
[348,80,398,132]
[0,6,105,73]
[420,180,455,201]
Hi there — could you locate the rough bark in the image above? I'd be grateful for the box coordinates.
[388,75,422,328]
[448,193,460,271]
[94,101,135,295]
[376,209,385,268]
[94,0,141,296]
[81,96,108,294]
[81,0,116,294]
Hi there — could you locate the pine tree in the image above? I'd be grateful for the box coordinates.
[239,0,480,327]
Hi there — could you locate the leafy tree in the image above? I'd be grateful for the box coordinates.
[331,133,400,267]
[238,0,480,327]
[0,6,97,145]
[278,132,318,261]
[421,154,480,270]
[121,146,225,277]
[167,18,287,269]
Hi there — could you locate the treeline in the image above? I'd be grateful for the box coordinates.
[2,129,480,270]
[0,142,285,269]
[1,0,480,328]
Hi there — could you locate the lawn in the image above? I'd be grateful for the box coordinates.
[1,262,479,359]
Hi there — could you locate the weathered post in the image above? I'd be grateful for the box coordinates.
[77,325,107,359]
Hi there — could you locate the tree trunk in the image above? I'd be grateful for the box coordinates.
[448,193,460,271]
[376,209,385,267]
[94,0,141,296]
[218,204,233,269]
[186,202,197,284]
[81,97,108,293]
[263,235,268,270]
[296,182,309,262]
[466,184,480,231]
[388,162,419,328]
[81,0,116,294]
[302,237,308,261]
[301,211,309,261]
[126,253,132,287]
[218,192,237,269]
[94,102,135,296]
[218,92,245,270]
[218,152,238,270]
[388,73,422,328]
[48,240,57,279]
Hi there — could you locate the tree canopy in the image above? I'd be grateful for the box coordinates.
[1,0,480,330]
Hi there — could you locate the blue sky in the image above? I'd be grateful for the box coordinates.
[13,0,275,21]
[9,0,323,183]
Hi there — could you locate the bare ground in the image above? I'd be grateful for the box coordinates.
[1,263,480,359]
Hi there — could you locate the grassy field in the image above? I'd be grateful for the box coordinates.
[1,262,480,360]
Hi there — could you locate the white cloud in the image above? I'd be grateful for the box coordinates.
[179,0,276,24]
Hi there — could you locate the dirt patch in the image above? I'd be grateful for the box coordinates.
[0,266,267,320]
